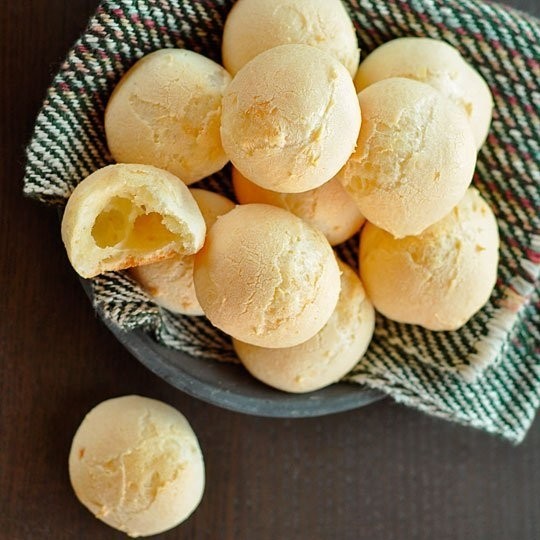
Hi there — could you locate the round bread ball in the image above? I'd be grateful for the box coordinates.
[359,188,499,331]
[233,260,375,393]
[354,37,493,149]
[222,0,360,77]
[61,164,206,278]
[193,204,341,348]
[232,168,364,246]
[220,44,361,194]
[130,189,235,315]
[336,78,477,238]
[69,395,205,537]
[105,49,232,185]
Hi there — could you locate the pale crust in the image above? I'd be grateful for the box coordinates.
[232,168,364,246]
[359,187,499,331]
[222,0,360,76]
[61,164,206,278]
[336,77,477,238]
[193,203,341,348]
[220,44,361,194]
[68,396,204,537]
[105,49,232,185]
[354,37,493,149]
[234,260,375,393]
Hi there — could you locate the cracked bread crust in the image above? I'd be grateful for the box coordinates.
[69,396,204,537]
[337,77,477,238]
[105,49,231,185]
[193,204,341,348]
[220,44,361,194]
[222,0,360,77]
[359,187,499,331]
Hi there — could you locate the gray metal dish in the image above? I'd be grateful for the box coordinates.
[81,280,384,417]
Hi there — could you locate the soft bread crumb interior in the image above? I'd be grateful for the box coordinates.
[91,196,185,251]
[127,213,178,249]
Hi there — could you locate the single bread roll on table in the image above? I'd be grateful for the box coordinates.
[232,168,364,246]
[193,204,341,348]
[337,77,477,238]
[234,260,375,393]
[130,189,235,315]
[221,44,361,194]
[359,188,499,331]
[222,0,360,77]
[354,37,493,149]
[61,164,206,278]
[105,49,231,185]
[69,395,205,537]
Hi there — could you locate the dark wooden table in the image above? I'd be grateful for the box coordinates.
[1,1,539,539]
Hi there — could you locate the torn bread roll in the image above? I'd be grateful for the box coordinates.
[337,77,477,238]
[193,204,341,348]
[233,260,375,393]
[359,187,499,331]
[222,0,360,77]
[221,44,361,194]
[61,164,206,278]
[69,395,204,537]
[354,37,493,149]
[105,49,232,185]
[130,189,235,315]
[232,168,364,246]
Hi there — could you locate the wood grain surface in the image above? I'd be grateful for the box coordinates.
[1,1,539,539]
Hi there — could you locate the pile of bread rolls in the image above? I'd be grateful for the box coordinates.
[61,0,499,400]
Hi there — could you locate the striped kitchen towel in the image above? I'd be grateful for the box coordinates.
[23,0,539,442]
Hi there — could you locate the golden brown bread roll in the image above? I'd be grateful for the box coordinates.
[105,49,231,185]
[193,204,341,347]
[61,164,206,278]
[222,0,360,77]
[129,189,235,315]
[337,77,477,238]
[220,44,361,194]
[232,167,365,246]
[354,37,493,149]
[359,188,499,331]
[69,395,204,537]
[233,260,375,393]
